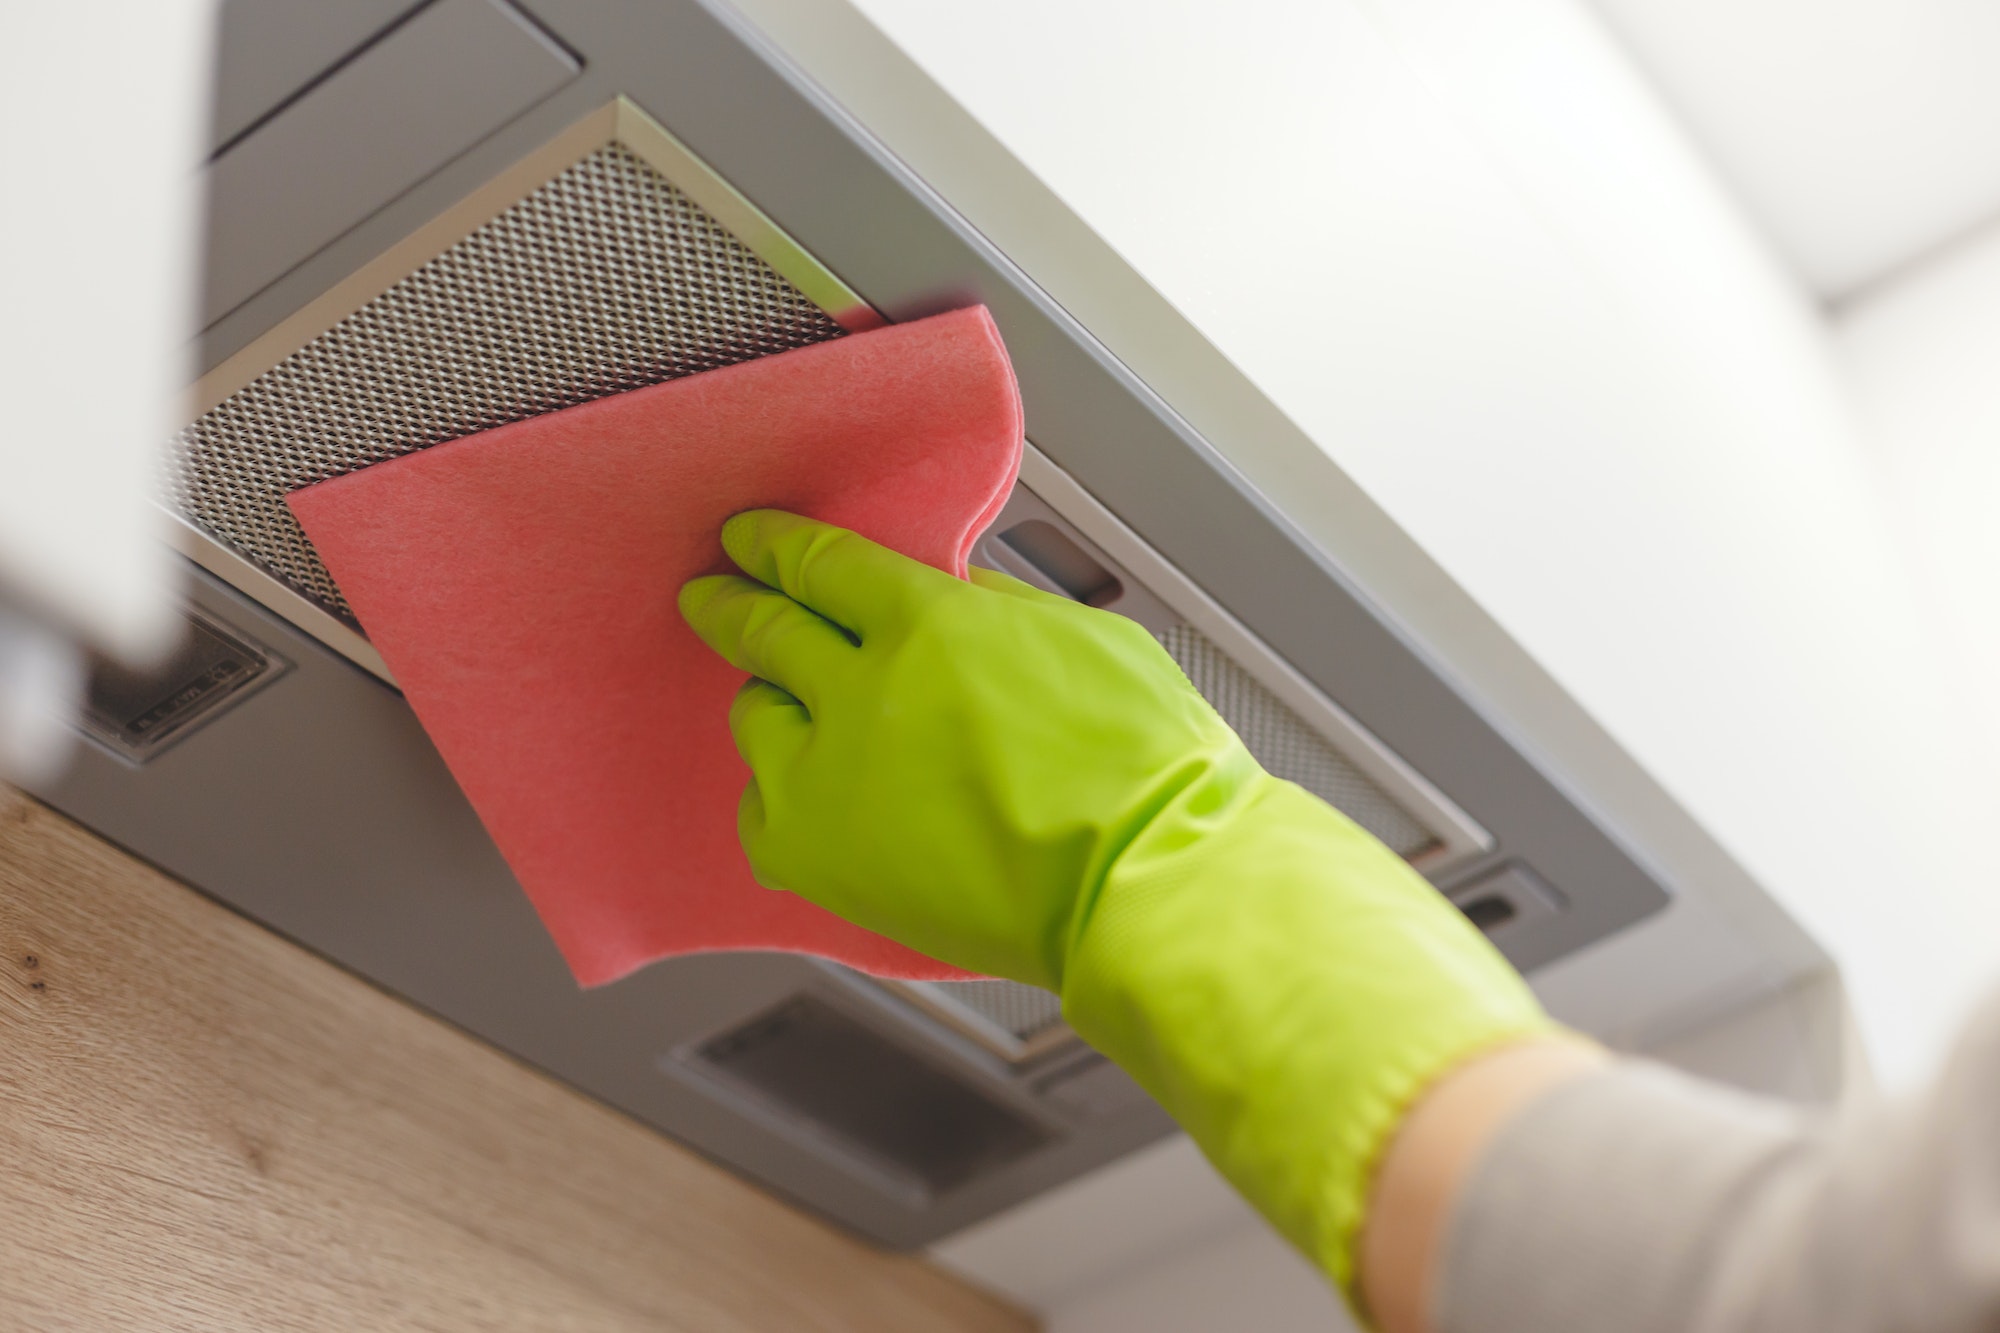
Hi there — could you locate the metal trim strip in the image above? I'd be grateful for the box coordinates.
[1012,444,1493,875]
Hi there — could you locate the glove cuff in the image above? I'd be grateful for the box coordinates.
[1061,774,1553,1305]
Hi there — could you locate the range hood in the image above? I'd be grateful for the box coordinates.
[30,0,1821,1248]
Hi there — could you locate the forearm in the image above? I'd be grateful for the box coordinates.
[1433,986,2000,1333]
[1360,1036,1609,1333]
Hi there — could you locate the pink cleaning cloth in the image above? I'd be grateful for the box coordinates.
[287,307,1022,985]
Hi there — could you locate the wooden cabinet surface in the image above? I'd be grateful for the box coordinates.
[0,789,1033,1332]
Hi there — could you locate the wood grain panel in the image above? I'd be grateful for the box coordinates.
[0,788,1034,1332]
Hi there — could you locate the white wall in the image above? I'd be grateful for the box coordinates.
[1047,1219,1350,1333]
[1837,218,2000,796]
[932,1134,1355,1331]
[1587,0,2000,298]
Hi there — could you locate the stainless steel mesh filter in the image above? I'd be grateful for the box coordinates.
[170,143,847,620]
[1157,625,1439,859]
[918,978,1067,1042]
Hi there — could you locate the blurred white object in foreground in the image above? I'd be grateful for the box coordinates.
[0,2,211,777]
[0,609,81,783]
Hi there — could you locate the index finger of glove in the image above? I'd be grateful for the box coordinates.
[720,509,958,640]
[679,573,851,710]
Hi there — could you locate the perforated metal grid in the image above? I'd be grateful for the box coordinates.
[1157,625,1439,859]
[919,979,1066,1042]
[171,143,848,620]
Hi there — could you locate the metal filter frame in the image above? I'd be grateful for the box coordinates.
[170,97,877,681]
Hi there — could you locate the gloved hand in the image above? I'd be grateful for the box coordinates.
[680,509,1555,1303]
[678,507,1249,991]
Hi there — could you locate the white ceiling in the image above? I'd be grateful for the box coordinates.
[1587,0,2000,299]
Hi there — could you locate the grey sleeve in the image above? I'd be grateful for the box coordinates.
[1436,987,2000,1333]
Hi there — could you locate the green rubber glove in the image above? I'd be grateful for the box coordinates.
[680,510,1554,1300]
